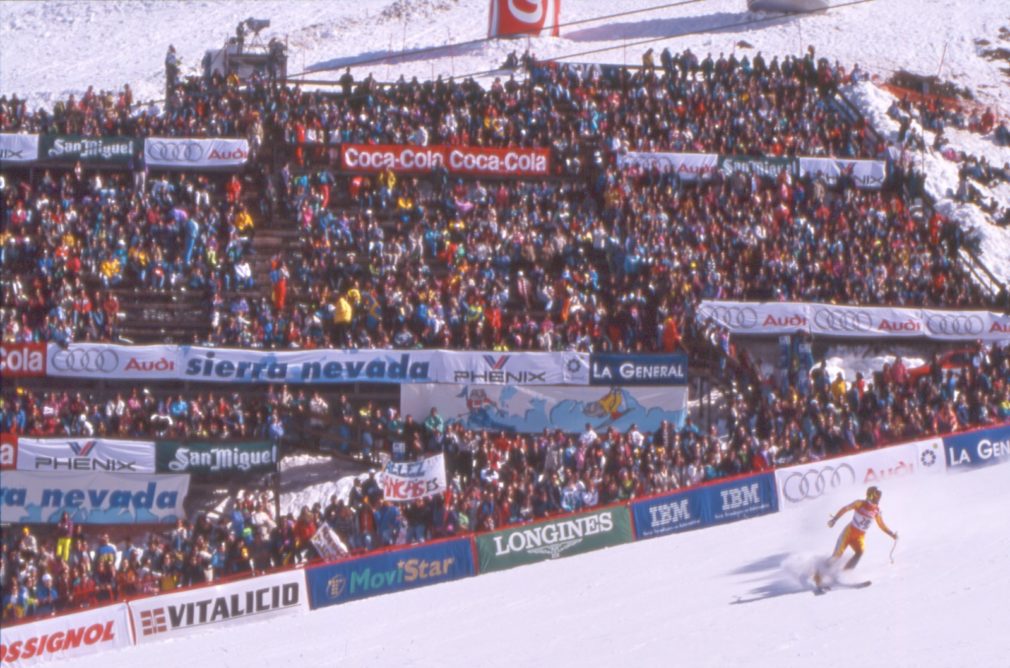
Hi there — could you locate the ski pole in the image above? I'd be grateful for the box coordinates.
[889,535,898,564]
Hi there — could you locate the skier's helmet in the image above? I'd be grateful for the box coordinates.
[866,486,882,503]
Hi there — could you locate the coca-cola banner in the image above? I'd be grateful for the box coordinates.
[1,342,47,377]
[0,132,39,164]
[381,454,448,503]
[697,301,1010,341]
[341,144,550,177]
[144,137,250,168]
[488,0,561,38]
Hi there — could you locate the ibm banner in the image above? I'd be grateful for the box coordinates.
[381,454,447,503]
[128,569,308,645]
[697,301,1010,341]
[144,137,250,169]
[774,438,946,512]
[631,472,779,540]
[0,133,39,164]
[589,353,688,385]
[306,538,475,609]
[944,423,1010,470]
[0,471,189,524]
[401,384,688,434]
[0,602,132,666]
[14,436,156,473]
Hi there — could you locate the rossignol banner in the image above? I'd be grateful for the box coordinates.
[156,440,278,476]
[0,133,39,164]
[436,351,588,385]
[128,569,308,644]
[616,151,719,182]
[15,437,156,473]
[0,471,189,524]
[589,353,688,386]
[381,454,447,503]
[1,342,47,377]
[0,602,132,666]
[488,0,560,38]
[306,538,475,609]
[774,438,946,512]
[476,505,633,573]
[144,137,250,168]
[944,423,1010,470]
[697,301,1010,341]
[341,144,550,177]
[631,472,779,540]
[39,135,137,165]
[401,384,687,434]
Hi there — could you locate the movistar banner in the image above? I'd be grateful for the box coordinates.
[944,423,1010,470]
[156,440,278,476]
[697,301,1010,342]
[40,134,137,165]
[0,132,39,163]
[476,505,633,573]
[305,538,475,609]
[589,353,688,385]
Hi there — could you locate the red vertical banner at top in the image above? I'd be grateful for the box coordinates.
[489,0,561,38]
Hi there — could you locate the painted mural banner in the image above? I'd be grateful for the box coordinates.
[156,440,278,476]
[476,505,633,573]
[400,384,688,434]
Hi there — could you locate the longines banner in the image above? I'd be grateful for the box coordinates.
[144,137,250,168]
[697,301,1010,341]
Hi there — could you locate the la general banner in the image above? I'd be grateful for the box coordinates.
[0,471,189,524]
[400,384,688,434]
[631,472,778,541]
[944,423,1010,470]
[476,505,633,573]
[306,537,475,609]
[156,440,278,476]
[589,353,688,386]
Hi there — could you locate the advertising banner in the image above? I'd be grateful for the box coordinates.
[128,569,308,644]
[631,488,705,539]
[697,301,1010,342]
[401,384,688,434]
[774,439,945,512]
[16,437,156,473]
[718,155,800,179]
[46,343,179,381]
[306,538,475,609]
[310,523,349,562]
[39,135,137,165]
[944,424,1010,470]
[1,434,16,471]
[476,505,633,573]
[1,342,47,377]
[144,137,250,168]
[341,144,551,178]
[446,145,550,177]
[616,151,718,182]
[433,351,588,385]
[589,353,688,386]
[798,156,887,189]
[488,0,561,38]
[0,133,39,164]
[0,471,189,524]
[381,454,447,503]
[0,602,132,666]
[156,440,278,476]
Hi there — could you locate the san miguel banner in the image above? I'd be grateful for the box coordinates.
[381,454,447,503]
[156,440,279,476]
[39,135,137,165]
[434,351,588,385]
[15,437,156,473]
[341,144,550,177]
[306,538,475,609]
[718,154,800,179]
[0,471,189,524]
[128,569,308,644]
[944,423,1010,470]
[488,0,561,38]
[589,353,688,386]
[0,133,39,164]
[1,342,46,377]
[144,137,250,168]
[476,505,633,573]
[401,384,688,434]
[697,301,1010,341]
[0,602,132,666]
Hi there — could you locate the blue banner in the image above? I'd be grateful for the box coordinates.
[589,354,688,386]
[944,423,1010,470]
[631,472,778,540]
[305,538,475,609]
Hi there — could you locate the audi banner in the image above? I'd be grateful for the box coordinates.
[0,132,39,164]
[144,137,250,169]
[698,301,1010,341]
[1,342,46,377]
[341,144,551,178]
[944,423,1010,470]
[0,602,132,666]
[616,151,719,183]
[774,438,945,512]
[46,343,179,381]
[16,437,156,473]
[488,0,561,38]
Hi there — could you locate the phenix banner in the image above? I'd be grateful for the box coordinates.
[488,0,561,38]
[697,301,1010,341]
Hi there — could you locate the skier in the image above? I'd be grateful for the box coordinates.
[814,486,897,590]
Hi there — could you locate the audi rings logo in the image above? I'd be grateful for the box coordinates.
[146,141,205,163]
[704,306,758,329]
[925,314,984,337]
[51,348,120,374]
[782,464,856,502]
[813,309,872,333]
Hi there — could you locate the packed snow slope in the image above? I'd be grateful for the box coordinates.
[72,463,1010,668]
